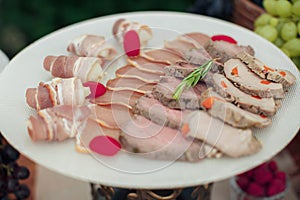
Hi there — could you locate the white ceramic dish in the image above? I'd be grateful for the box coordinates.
[0,11,299,189]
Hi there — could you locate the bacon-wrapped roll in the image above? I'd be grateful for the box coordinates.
[67,34,117,60]
[26,77,90,110]
[112,18,153,46]
[27,105,90,141]
[43,55,103,82]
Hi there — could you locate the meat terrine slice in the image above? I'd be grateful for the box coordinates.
[212,73,277,116]
[182,111,262,157]
[119,115,205,162]
[152,76,207,109]
[200,88,271,128]
[224,59,284,99]
[236,51,296,88]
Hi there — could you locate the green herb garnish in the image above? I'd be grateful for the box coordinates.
[172,59,214,100]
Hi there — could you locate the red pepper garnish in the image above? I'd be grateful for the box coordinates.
[83,81,106,99]
[252,95,262,99]
[260,80,271,85]
[231,66,238,76]
[211,34,237,44]
[89,136,121,156]
[263,66,275,72]
[123,30,140,57]
[279,71,286,77]
[221,80,228,88]
[201,97,215,109]
[260,114,267,119]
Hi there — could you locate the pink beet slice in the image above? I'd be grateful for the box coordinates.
[89,136,121,156]
[83,81,106,99]
[211,34,237,44]
[123,30,140,57]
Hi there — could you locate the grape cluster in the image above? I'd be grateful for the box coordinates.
[0,134,30,200]
[254,0,300,69]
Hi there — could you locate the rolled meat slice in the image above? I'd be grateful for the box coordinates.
[182,111,262,157]
[67,34,117,60]
[236,51,296,88]
[112,18,153,46]
[43,55,103,82]
[26,77,90,110]
[27,105,90,141]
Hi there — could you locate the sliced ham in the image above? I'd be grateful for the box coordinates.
[182,32,211,47]
[26,77,89,110]
[115,65,162,83]
[182,111,262,157]
[205,40,255,63]
[89,104,133,129]
[91,89,143,109]
[141,49,183,65]
[212,73,277,116]
[200,88,271,128]
[112,18,153,46]
[224,59,284,99]
[27,105,90,141]
[236,51,296,88]
[152,76,207,109]
[119,115,205,162]
[106,77,156,94]
[43,55,103,82]
[67,34,117,60]
[164,37,199,57]
[127,56,167,74]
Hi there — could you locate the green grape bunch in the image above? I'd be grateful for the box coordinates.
[254,0,300,69]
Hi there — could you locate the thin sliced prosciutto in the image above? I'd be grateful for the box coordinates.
[116,65,162,83]
[141,49,183,65]
[43,55,103,82]
[127,56,167,74]
[67,34,117,60]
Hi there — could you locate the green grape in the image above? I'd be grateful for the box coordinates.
[257,25,278,42]
[291,57,300,70]
[298,21,300,35]
[293,1,300,16]
[263,0,278,16]
[269,17,279,26]
[281,48,291,57]
[282,38,300,57]
[254,13,272,27]
[274,37,285,47]
[276,18,287,32]
[276,0,292,17]
[281,21,297,41]
[254,26,264,34]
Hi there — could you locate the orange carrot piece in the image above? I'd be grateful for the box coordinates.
[231,66,238,76]
[201,97,215,109]
[279,71,286,77]
[181,123,190,136]
[260,80,271,85]
[221,80,227,88]
[263,66,275,72]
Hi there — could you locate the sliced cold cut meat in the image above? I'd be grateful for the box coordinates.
[141,49,183,65]
[127,56,167,74]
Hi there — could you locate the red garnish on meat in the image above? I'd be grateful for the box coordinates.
[263,65,275,72]
[83,81,106,99]
[89,136,121,156]
[260,80,271,85]
[252,95,262,99]
[231,66,238,75]
[221,80,227,88]
[201,97,215,109]
[260,114,267,118]
[211,34,237,44]
[181,123,190,136]
[123,30,140,57]
[279,71,286,77]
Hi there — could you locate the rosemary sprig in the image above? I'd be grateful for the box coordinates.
[172,59,214,100]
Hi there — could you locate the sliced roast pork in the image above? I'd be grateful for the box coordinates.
[200,88,271,128]
[106,77,156,94]
[152,76,207,110]
[119,115,205,162]
[205,40,255,63]
[182,32,211,47]
[164,36,200,57]
[115,65,162,83]
[236,51,296,88]
[182,111,262,157]
[212,73,277,116]
[133,95,185,129]
[91,89,143,109]
[141,49,183,65]
[127,56,167,74]
[224,59,284,99]
[27,105,90,141]
[89,104,133,129]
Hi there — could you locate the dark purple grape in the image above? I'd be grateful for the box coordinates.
[14,166,30,180]
[7,177,19,192]
[14,184,30,199]
[0,177,7,192]
[3,145,20,163]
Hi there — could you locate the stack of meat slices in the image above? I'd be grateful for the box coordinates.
[111,29,296,162]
